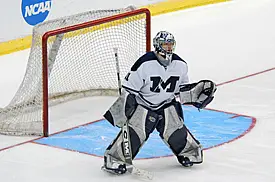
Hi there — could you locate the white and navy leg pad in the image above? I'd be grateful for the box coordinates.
[104,105,159,166]
[159,105,203,164]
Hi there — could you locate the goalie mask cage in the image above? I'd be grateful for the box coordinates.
[0,8,151,136]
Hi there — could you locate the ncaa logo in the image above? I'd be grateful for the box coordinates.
[21,0,52,26]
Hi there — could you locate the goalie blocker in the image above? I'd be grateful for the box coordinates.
[103,80,216,173]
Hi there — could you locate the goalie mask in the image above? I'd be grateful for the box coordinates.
[153,31,176,61]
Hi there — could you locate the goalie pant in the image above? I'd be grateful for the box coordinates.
[103,99,203,169]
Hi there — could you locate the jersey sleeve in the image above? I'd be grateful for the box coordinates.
[172,53,189,86]
[181,64,189,84]
[177,62,189,93]
[122,65,144,94]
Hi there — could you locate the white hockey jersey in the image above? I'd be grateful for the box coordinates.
[122,51,189,110]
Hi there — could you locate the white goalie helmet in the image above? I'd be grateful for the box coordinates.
[153,31,176,61]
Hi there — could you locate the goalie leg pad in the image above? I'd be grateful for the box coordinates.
[104,105,159,167]
[156,105,203,165]
[104,90,137,128]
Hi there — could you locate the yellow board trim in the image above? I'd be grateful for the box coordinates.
[0,35,32,56]
[43,13,147,46]
[143,0,230,16]
[0,0,230,56]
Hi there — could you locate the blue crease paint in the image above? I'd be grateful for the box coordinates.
[35,105,254,159]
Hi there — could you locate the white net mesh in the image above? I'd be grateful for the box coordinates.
[0,8,150,136]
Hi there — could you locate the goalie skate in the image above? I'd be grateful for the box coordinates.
[177,156,194,167]
[101,163,127,175]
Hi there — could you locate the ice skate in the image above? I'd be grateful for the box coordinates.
[101,155,127,175]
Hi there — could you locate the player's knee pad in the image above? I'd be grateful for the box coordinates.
[157,105,202,163]
[105,105,159,160]
[129,105,159,137]
[104,90,137,128]
[158,104,184,143]
[128,105,159,157]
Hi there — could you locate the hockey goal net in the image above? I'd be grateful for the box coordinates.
[0,8,151,136]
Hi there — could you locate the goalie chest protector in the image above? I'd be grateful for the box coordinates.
[122,51,189,110]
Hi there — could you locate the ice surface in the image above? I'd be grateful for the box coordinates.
[0,0,275,181]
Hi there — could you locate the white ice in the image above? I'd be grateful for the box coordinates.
[1,0,275,181]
